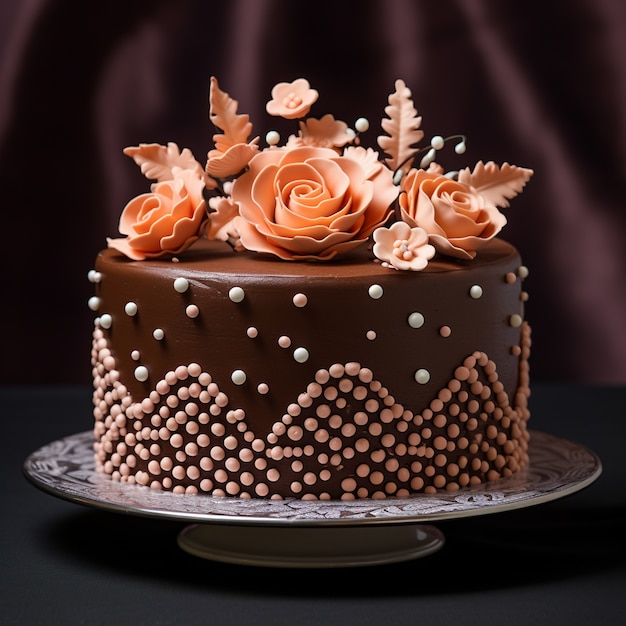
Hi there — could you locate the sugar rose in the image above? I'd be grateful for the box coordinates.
[399,168,507,260]
[107,168,208,261]
[232,146,397,260]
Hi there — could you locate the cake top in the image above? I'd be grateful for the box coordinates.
[107,77,532,270]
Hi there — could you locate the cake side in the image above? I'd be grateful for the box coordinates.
[90,238,531,499]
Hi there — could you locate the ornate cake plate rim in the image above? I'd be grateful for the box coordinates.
[23,430,601,567]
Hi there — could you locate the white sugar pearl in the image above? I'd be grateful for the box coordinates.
[469,285,483,299]
[355,117,369,133]
[293,347,309,363]
[266,130,280,146]
[229,286,245,303]
[415,368,431,384]
[408,312,425,328]
[88,296,101,311]
[125,302,138,316]
[231,369,247,385]
[368,284,383,299]
[88,270,101,283]
[173,277,189,293]
[134,366,149,382]
[430,135,445,150]
[99,314,112,329]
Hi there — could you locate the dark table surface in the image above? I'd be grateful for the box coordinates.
[2,383,625,625]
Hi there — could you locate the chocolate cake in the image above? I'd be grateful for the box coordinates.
[89,77,533,499]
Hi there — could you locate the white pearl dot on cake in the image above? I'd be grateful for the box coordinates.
[229,286,245,303]
[469,285,483,299]
[292,293,308,307]
[257,382,269,395]
[124,301,138,316]
[366,330,377,340]
[247,326,258,338]
[153,328,165,341]
[368,284,383,299]
[414,368,431,384]
[173,277,189,293]
[185,304,199,318]
[99,313,112,329]
[278,335,291,348]
[518,265,529,279]
[293,347,309,363]
[509,313,523,327]
[87,269,101,283]
[88,296,101,311]
[408,312,425,328]
[134,365,149,382]
[231,369,247,385]
[131,350,141,361]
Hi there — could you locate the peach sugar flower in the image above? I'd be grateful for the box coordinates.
[107,168,208,261]
[111,77,532,267]
[266,78,319,119]
[232,145,398,260]
[399,166,507,260]
[373,221,435,271]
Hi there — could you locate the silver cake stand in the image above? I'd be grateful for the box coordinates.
[23,430,601,568]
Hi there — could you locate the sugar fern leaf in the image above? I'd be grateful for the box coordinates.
[209,76,255,153]
[458,161,534,208]
[377,79,424,173]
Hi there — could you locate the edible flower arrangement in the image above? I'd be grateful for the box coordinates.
[107,77,533,270]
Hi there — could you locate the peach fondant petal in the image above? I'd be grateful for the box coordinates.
[428,233,477,260]
[106,236,148,261]
[206,141,259,178]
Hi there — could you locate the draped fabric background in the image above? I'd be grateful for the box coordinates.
[1,0,625,385]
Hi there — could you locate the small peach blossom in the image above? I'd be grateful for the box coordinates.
[294,114,353,149]
[107,168,207,260]
[373,221,435,271]
[266,78,319,119]
[399,167,506,260]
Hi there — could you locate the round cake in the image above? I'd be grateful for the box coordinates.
[89,76,533,500]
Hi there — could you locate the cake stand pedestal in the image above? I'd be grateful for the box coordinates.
[23,430,601,568]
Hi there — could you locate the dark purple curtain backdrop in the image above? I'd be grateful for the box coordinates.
[1,0,625,385]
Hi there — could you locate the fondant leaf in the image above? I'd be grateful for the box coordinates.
[209,76,256,153]
[124,142,205,183]
[458,161,534,208]
[377,79,424,174]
